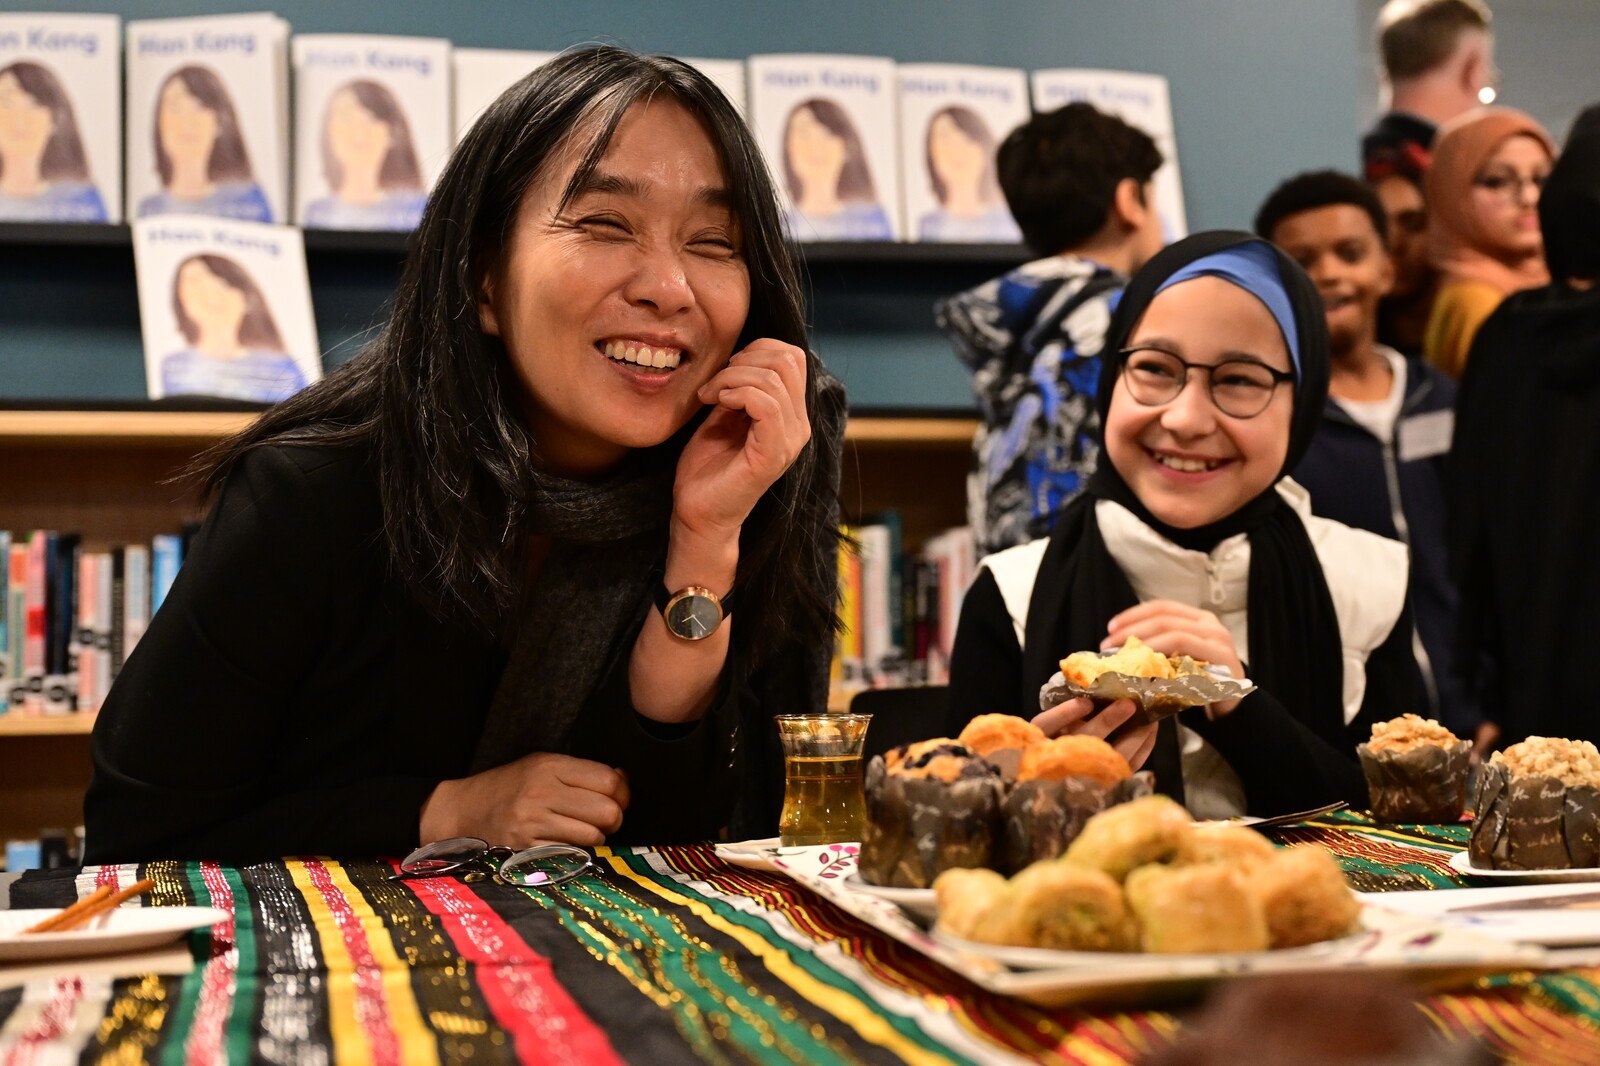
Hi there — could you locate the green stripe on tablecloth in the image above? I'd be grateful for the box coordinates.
[222,866,259,1064]
[537,869,876,1065]
[158,862,210,1066]
[609,848,975,1066]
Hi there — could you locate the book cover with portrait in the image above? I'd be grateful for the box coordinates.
[0,13,121,224]
[293,34,452,231]
[748,54,901,242]
[125,13,290,225]
[132,217,321,404]
[452,48,556,142]
[1031,68,1187,240]
[897,64,1028,244]
[683,57,746,119]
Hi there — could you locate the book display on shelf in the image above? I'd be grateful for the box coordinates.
[1030,68,1187,240]
[132,217,322,403]
[0,13,122,224]
[748,54,902,243]
[0,528,186,718]
[125,13,290,225]
[291,34,452,231]
[896,63,1028,244]
[451,47,556,142]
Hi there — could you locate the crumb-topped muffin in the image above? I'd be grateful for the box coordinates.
[858,740,1004,888]
[1471,737,1600,870]
[958,714,1046,760]
[1356,714,1470,824]
[1018,735,1132,789]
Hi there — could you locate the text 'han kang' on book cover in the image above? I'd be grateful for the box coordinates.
[293,34,452,231]
[133,216,321,405]
[748,54,901,243]
[125,13,290,225]
[0,13,121,224]
[897,63,1029,244]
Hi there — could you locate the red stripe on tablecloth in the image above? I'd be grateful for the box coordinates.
[1,978,86,1066]
[182,862,238,1066]
[303,860,402,1066]
[392,862,623,1066]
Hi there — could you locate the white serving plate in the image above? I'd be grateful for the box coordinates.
[0,907,227,964]
[767,846,1545,1007]
[1448,851,1600,885]
[930,925,1368,971]
[1365,883,1600,946]
[843,873,937,920]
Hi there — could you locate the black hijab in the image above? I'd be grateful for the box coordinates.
[1021,232,1342,800]
[1451,106,1600,744]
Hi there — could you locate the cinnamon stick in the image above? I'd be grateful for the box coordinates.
[23,884,113,934]
[23,879,156,934]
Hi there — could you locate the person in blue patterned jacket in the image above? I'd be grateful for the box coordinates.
[936,103,1167,554]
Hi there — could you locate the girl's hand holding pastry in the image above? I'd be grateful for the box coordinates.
[1032,697,1159,770]
[1105,600,1246,717]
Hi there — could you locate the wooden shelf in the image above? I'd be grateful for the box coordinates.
[0,714,96,737]
[0,409,976,448]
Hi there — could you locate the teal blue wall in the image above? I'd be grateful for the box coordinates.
[3,1,1364,410]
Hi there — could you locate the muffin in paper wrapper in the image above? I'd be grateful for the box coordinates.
[857,755,1004,888]
[998,771,1155,874]
[1356,739,1471,823]
[1468,762,1600,870]
[1039,664,1256,726]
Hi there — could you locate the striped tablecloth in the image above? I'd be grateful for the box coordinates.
[4,814,1600,1065]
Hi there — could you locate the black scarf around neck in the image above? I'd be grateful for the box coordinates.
[1021,233,1347,800]
[470,447,677,773]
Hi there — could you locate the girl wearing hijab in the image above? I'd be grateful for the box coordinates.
[1450,104,1600,749]
[1423,107,1556,378]
[948,232,1421,819]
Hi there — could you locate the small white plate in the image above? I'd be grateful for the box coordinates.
[931,924,1367,971]
[842,874,938,920]
[1448,850,1600,884]
[0,907,227,964]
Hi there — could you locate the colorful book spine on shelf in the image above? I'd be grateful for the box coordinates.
[4,544,23,711]
[123,544,151,661]
[43,532,80,714]
[151,534,183,614]
[0,530,8,697]
[22,532,47,714]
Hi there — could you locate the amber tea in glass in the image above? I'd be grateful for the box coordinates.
[775,713,871,846]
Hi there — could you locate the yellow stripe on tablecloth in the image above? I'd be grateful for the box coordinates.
[600,851,958,1066]
[318,860,441,1066]
[286,861,371,1066]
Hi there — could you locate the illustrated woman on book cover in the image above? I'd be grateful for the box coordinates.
[302,79,428,231]
[781,97,891,240]
[0,61,108,222]
[161,253,306,403]
[139,65,272,222]
[919,105,1021,242]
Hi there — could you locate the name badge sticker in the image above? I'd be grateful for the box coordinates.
[1399,409,1455,462]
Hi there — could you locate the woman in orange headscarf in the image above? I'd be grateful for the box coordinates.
[1422,107,1556,378]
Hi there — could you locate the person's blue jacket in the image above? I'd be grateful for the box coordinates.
[1293,354,1480,735]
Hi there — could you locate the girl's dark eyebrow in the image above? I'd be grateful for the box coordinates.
[1129,339,1280,368]
[568,170,733,209]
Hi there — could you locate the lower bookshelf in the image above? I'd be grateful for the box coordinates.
[0,408,976,857]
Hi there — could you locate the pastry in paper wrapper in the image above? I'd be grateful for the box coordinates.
[858,742,1004,888]
[999,772,1154,874]
[1356,714,1471,823]
[1469,761,1600,871]
[1040,663,1255,726]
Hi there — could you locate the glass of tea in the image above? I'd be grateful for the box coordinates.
[774,713,872,846]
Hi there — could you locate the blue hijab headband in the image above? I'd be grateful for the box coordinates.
[1148,241,1302,377]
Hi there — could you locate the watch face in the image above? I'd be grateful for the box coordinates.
[666,593,722,640]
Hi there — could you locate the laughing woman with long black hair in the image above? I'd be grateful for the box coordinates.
[85,47,844,864]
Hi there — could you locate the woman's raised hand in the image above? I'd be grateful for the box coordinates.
[1105,599,1247,717]
[419,753,630,848]
[672,340,811,539]
[1031,697,1159,770]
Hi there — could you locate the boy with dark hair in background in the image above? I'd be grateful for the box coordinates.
[936,102,1164,553]
[1257,171,1484,746]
